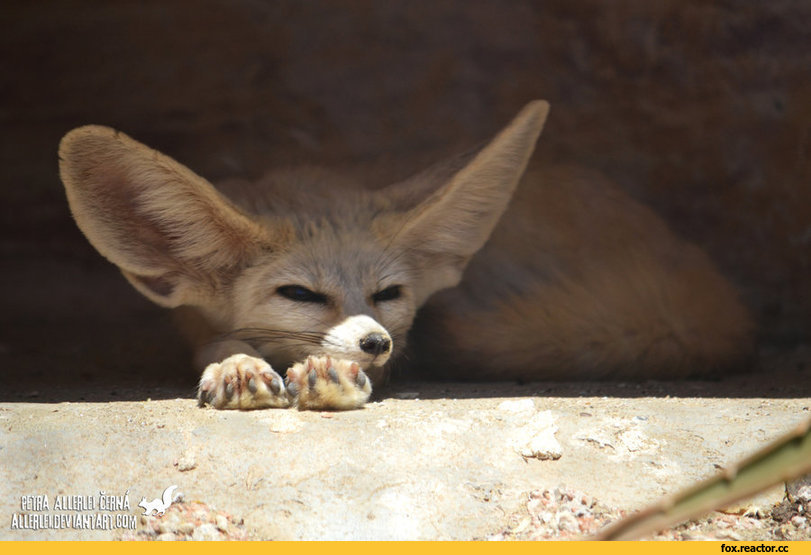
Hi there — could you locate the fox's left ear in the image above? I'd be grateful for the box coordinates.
[380,100,550,305]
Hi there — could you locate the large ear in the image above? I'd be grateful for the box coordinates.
[59,126,279,308]
[380,100,550,304]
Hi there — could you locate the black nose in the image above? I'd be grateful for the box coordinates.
[359,332,391,356]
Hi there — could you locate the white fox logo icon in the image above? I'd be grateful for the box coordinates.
[138,485,179,517]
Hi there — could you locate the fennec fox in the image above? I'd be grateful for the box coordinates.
[58,101,752,411]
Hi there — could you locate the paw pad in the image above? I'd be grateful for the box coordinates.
[198,354,289,410]
[285,355,372,410]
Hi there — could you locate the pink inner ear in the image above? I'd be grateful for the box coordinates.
[127,272,178,299]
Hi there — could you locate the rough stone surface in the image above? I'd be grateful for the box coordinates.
[2,370,809,540]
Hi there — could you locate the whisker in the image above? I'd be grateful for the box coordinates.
[215,327,328,346]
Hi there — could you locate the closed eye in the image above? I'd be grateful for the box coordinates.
[372,285,402,304]
[277,285,328,304]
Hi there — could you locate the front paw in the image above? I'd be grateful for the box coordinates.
[198,354,289,410]
[286,356,372,411]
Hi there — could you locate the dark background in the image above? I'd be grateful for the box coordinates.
[1,1,809,398]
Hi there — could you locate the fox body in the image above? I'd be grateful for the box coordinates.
[58,101,752,410]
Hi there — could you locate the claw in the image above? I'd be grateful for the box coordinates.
[328,366,340,383]
[355,371,367,388]
[198,383,214,407]
[308,369,317,388]
[247,372,257,394]
[263,373,282,395]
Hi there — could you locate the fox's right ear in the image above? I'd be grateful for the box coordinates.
[379,100,550,305]
[59,126,282,308]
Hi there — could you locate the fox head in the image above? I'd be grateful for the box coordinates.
[58,101,549,383]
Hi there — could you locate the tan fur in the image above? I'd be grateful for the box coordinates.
[58,100,752,410]
[411,165,753,379]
